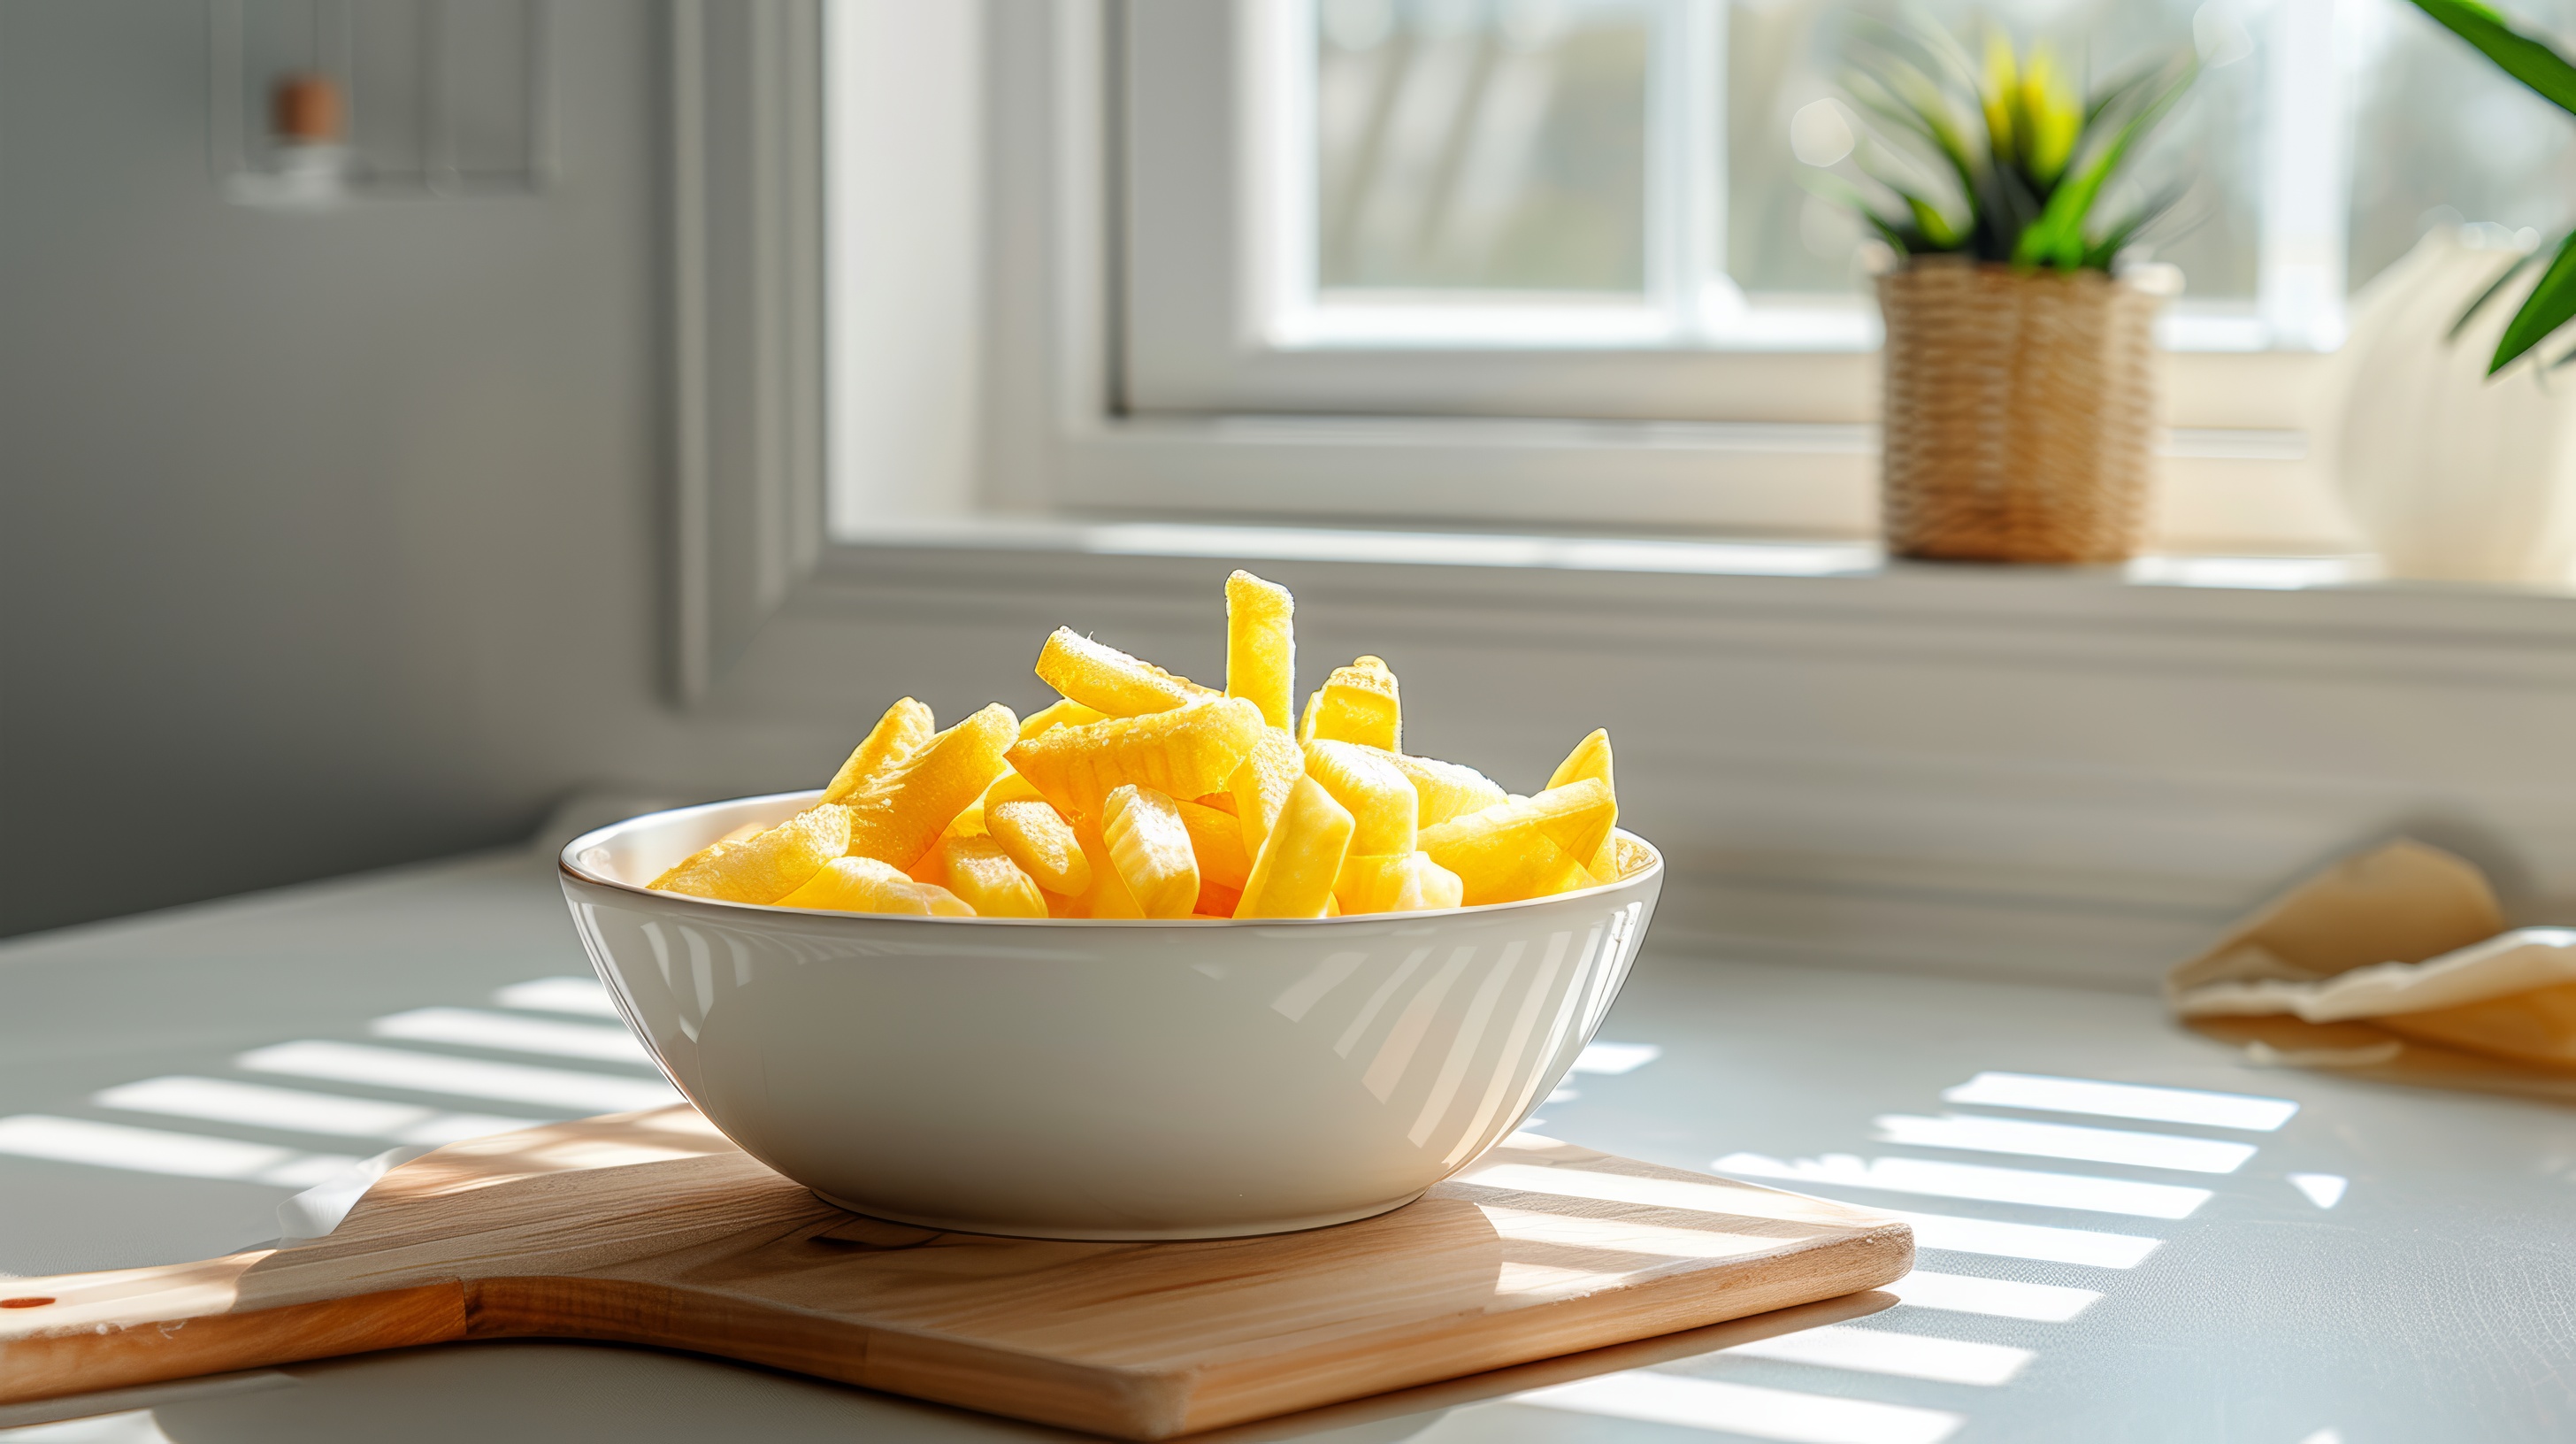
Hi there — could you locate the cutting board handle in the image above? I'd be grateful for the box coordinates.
[0,1256,468,1406]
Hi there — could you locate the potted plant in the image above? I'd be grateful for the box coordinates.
[1811,25,2196,564]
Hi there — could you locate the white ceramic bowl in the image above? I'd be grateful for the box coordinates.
[559,790,1662,1240]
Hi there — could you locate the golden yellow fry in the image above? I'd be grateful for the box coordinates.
[821,697,937,805]
[1546,727,1620,877]
[1076,817,1146,918]
[1547,728,1613,791]
[1017,697,1106,741]
[1304,656,1400,751]
[1354,745,1508,826]
[983,768,1045,808]
[1224,570,1296,730]
[714,822,764,847]
[1334,851,1464,915]
[1296,687,1324,744]
[1229,726,1306,859]
[1417,780,1616,905]
[1302,739,1418,855]
[778,856,973,916]
[925,834,1048,918]
[1606,833,1654,881]
[1192,791,1238,814]
[1195,880,1243,918]
[1006,697,1266,819]
[1101,785,1200,919]
[987,797,1092,895]
[840,702,1018,870]
[652,804,852,903]
[1237,776,1355,919]
[1035,628,1213,718]
[1174,796,1250,890]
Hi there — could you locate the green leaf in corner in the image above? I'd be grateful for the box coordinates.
[2408,0,2576,120]
[2490,229,2576,373]
[2449,248,2544,344]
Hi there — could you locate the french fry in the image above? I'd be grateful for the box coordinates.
[1301,739,1417,856]
[778,856,973,916]
[1195,880,1243,918]
[1356,745,1507,826]
[653,804,852,903]
[1304,656,1400,751]
[1334,851,1464,915]
[924,834,1048,918]
[841,703,1019,870]
[1102,785,1200,918]
[1606,833,1654,881]
[1174,796,1251,890]
[1417,779,1615,905]
[1224,570,1296,730]
[1547,727,1620,877]
[1230,726,1306,858]
[821,697,937,805]
[1018,697,1106,741]
[1076,818,1146,918]
[1036,628,1214,717]
[1237,776,1355,918]
[1007,697,1267,819]
[987,797,1091,896]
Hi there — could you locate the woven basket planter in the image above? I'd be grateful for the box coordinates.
[1876,260,2165,564]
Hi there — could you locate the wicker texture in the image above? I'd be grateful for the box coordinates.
[1877,261,2163,564]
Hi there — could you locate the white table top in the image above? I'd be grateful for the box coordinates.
[5,846,2574,1443]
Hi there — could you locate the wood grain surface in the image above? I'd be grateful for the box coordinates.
[0,1108,1911,1439]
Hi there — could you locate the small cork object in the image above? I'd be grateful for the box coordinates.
[1875,259,2164,565]
[270,73,343,144]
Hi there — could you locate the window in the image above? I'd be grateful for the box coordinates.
[827,2,2576,553]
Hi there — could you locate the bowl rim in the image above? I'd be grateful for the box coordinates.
[559,788,1662,929]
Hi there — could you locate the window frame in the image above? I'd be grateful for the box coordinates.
[1077,1,2350,549]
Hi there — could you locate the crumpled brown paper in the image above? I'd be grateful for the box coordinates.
[2170,839,2576,1101]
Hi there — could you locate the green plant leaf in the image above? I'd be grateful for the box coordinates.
[1799,171,1920,252]
[2449,248,2544,343]
[2408,0,2576,119]
[2490,229,2576,373]
[2080,183,2186,269]
[2013,56,2196,268]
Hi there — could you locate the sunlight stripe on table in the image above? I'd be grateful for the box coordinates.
[1872,1113,2258,1174]
[491,976,622,1018]
[1714,1153,2212,1219]
[1940,1072,2296,1132]
[0,1115,360,1187]
[237,1041,678,1113]
[1570,1041,1661,1075]
[369,1008,650,1064]
[1888,1208,2162,1269]
[1725,1325,2033,1386]
[96,1076,549,1146]
[1514,1371,1961,1444]
[1883,1270,2103,1322]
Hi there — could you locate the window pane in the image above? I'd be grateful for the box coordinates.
[1315,0,1652,294]
[2345,0,2576,292]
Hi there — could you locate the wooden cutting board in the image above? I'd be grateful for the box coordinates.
[0,1109,1910,1440]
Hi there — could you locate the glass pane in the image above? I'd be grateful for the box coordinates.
[1315,0,1653,294]
[2344,0,2576,293]
[1725,0,2260,303]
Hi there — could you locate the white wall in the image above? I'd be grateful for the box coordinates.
[0,3,865,936]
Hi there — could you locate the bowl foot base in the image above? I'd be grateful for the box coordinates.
[806,1187,1427,1241]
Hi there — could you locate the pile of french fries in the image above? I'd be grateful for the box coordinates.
[650,572,1642,919]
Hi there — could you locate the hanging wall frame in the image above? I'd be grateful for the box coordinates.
[210,0,553,207]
